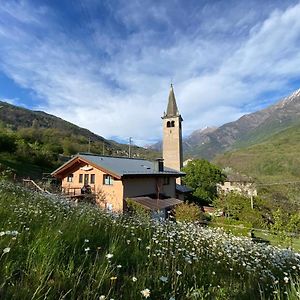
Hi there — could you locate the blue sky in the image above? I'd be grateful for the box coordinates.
[1,0,300,146]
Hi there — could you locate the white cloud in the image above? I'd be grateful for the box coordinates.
[0,1,300,146]
[0,97,16,105]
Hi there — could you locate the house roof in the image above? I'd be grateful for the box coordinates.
[176,184,193,193]
[226,173,254,183]
[51,153,185,178]
[130,196,183,210]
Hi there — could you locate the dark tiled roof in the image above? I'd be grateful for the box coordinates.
[130,196,183,210]
[176,184,193,193]
[226,174,253,183]
[52,153,185,178]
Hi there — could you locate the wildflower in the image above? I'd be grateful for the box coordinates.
[169,297,175,300]
[84,239,89,243]
[3,247,10,254]
[212,271,216,275]
[84,247,90,252]
[160,276,168,283]
[132,276,137,282]
[106,253,113,259]
[283,276,289,283]
[141,288,150,298]
[117,264,122,268]
[99,296,105,300]
[0,231,5,236]
[176,270,182,275]
[110,276,117,280]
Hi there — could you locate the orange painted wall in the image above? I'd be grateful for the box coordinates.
[61,163,178,213]
[61,164,124,212]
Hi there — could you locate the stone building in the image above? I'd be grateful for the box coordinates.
[162,84,183,184]
[217,173,257,197]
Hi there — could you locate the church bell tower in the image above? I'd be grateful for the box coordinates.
[162,84,183,180]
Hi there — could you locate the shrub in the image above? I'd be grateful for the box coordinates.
[174,202,202,222]
[126,198,150,220]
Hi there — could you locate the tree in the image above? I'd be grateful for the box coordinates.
[183,159,225,204]
[0,132,17,152]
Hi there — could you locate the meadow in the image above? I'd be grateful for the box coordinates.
[0,181,300,299]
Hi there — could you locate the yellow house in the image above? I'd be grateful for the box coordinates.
[52,153,184,214]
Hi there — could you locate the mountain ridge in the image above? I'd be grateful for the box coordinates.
[148,88,300,160]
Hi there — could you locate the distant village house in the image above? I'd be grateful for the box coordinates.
[217,173,257,197]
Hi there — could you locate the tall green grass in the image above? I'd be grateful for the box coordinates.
[0,181,300,299]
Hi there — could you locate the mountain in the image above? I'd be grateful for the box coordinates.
[0,101,158,177]
[184,89,300,160]
[214,123,300,182]
[213,123,300,205]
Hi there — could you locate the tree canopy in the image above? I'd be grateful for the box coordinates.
[182,159,225,204]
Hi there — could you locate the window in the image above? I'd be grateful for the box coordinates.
[163,177,170,185]
[103,174,114,185]
[84,174,89,185]
[167,121,171,128]
[171,121,175,127]
[90,174,95,184]
[79,174,83,183]
[67,174,73,182]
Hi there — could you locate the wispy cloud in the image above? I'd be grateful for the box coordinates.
[0,0,299,145]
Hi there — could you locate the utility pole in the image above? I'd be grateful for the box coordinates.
[88,137,91,153]
[128,137,132,158]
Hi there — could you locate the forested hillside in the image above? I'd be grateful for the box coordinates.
[0,101,158,178]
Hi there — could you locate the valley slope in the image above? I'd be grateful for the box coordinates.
[184,89,300,160]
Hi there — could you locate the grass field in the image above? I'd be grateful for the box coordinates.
[1,181,300,299]
[210,221,300,252]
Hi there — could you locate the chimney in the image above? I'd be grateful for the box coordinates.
[154,158,164,172]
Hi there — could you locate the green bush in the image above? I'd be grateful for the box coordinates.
[174,202,202,222]
[126,198,150,220]
[0,132,17,152]
[214,192,269,229]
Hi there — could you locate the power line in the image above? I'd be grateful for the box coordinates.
[257,181,300,186]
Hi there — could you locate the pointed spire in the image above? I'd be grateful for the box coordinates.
[166,84,179,117]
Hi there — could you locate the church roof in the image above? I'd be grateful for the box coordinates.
[166,84,179,117]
